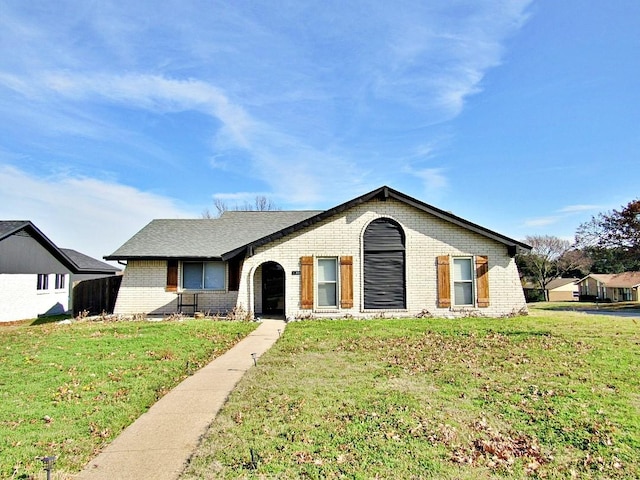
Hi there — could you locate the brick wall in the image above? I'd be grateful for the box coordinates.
[239,198,526,318]
[0,274,69,322]
[113,260,239,315]
[114,198,526,319]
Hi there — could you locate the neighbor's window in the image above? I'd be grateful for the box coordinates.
[453,258,474,305]
[182,262,225,290]
[317,258,338,307]
[55,274,66,289]
[37,274,49,291]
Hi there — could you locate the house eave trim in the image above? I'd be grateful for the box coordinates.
[221,185,532,258]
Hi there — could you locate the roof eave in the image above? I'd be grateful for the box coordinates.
[223,186,532,258]
[104,255,224,262]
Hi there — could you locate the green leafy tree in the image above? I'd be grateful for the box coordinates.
[576,199,640,272]
[517,235,591,301]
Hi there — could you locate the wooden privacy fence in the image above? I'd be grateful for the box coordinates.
[73,276,122,316]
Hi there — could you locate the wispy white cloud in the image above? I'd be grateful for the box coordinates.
[558,204,602,213]
[523,202,602,229]
[523,216,562,228]
[212,192,266,201]
[0,1,534,210]
[0,164,195,261]
[414,168,449,191]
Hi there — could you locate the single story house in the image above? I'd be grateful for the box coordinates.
[545,278,580,301]
[523,278,579,302]
[106,186,530,319]
[0,221,120,322]
[576,272,640,302]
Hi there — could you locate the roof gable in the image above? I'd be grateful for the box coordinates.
[0,220,78,270]
[0,220,118,274]
[106,186,530,261]
[222,186,531,259]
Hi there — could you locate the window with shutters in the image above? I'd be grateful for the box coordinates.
[438,255,490,308]
[363,218,406,309]
[300,256,353,310]
[317,258,338,307]
[453,258,474,306]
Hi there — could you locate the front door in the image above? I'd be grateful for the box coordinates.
[262,262,285,316]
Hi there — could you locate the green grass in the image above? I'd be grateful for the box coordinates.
[182,310,639,479]
[530,301,640,312]
[0,318,257,479]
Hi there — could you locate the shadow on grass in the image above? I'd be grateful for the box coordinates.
[30,314,72,326]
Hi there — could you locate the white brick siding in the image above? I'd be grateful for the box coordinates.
[0,274,69,322]
[114,198,526,318]
[113,260,239,315]
[238,198,526,318]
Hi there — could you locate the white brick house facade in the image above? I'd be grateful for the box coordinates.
[236,198,525,318]
[110,187,529,318]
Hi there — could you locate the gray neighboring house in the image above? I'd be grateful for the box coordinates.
[106,186,531,319]
[0,221,119,322]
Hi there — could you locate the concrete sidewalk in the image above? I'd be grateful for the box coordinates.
[74,319,285,480]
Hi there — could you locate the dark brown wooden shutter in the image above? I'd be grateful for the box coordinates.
[300,256,314,309]
[340,256,354,308]
[228,256,242,291]
[437,255,451,308]
[166,260,178,292]
[476,256,490,307]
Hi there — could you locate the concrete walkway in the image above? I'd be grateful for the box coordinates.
[75,319,285,480]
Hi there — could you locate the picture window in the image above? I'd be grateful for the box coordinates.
[182,262,225,290]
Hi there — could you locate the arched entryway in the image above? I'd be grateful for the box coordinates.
[259,261,285,316]
[363,218,406,309]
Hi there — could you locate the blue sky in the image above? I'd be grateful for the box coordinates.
[1,1,638,261]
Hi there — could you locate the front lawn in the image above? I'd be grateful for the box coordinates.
[0,317,257,479]
[183,310,639,479]
[530,301,640,313]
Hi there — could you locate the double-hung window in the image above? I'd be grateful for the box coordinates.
[182,262,225,290]
[55,274,66,290]
[317,258,338,307]
[453,258,474,306]
[37,274,49,291]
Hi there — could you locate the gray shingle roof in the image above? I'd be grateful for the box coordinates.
[61,248,120,273]
[105,186,532,261]
[0,220,30,239]
[105,210,322,260]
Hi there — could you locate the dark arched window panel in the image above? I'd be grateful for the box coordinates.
[363,218,406,309]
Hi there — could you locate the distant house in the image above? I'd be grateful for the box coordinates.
[0,221,120,322]
[545,278,580,302]
[576,273,640,302]
[521,278,579,302]
[106,186,531,319]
